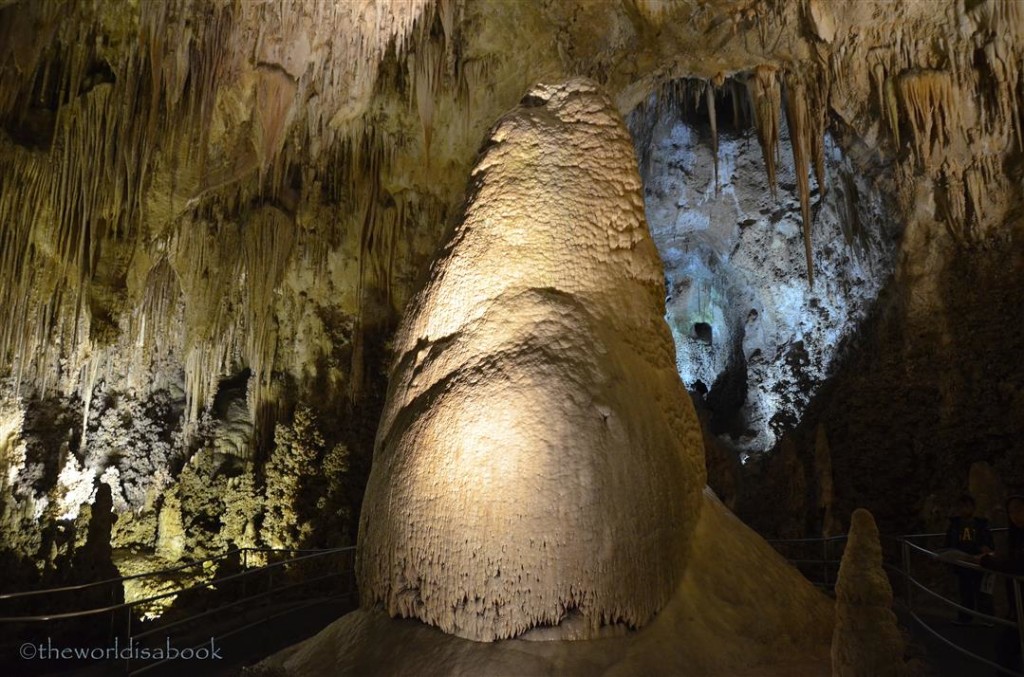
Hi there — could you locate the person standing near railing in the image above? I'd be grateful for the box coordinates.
[946,494,994,625]
[976,495,1024,673]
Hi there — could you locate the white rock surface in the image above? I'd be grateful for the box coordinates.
[632,96,897,455]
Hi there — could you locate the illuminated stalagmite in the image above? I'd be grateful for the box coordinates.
[260,77,833,675]
[832,509,908,677]
[356,77,705,642]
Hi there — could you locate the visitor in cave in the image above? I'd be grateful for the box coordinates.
[976,495,1024,672]
[945,494,993,625]
[977,495,1024,575]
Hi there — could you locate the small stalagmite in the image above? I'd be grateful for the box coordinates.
[356,77,705,642]
[832,508,908,677]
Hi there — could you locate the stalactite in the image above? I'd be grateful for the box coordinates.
[936,162,972,247]
[964,165,986,229]
[870,58,901,149]
[458,58,490,135]
[129,258,184,390]
[0,0,245,404]
[783,72,815,287]
[254,67,298,173]
[412,41,443,162]
[438,0,459,77]
[171,215,239,427]
[0,2,60,120]
[897,69,962,171]
[726,77,752,129]
[0,146,49,374]
[242,207,296,423]
[706,81,719,194]
[184,3,235,183]
[809,76,829,197]
[0,0,440,437]
[747,64,781,198]
[983,36,1023,152]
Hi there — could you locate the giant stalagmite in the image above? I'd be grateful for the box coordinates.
[356,77,705,642]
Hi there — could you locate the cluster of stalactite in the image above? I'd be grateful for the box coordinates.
[839,0,1024,247]
[630,0,1023,284]
[0,0,464,446]
[629,63,830,287]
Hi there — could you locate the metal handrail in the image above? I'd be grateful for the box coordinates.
[128,569,351,642]
[902,527,1009,540]
[765,535,850,543]
[0,546,354,601]
[0,550,238,600]
[0,545,358,674]
[896,535,1024,676]
[905,608,1021,677]
[902,568,1014,629]
[770,530,1024,676]
[0,546,355,623]
[903,538,1024,580]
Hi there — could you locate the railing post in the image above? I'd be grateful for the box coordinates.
[902,538,913,612]
[1014,577,1024,671]
[822,538,829,589]
[109,584,117,644]
[125,604,132,672]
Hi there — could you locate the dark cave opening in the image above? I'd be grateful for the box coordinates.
[693,321,713,344]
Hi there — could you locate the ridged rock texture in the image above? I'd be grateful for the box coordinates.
[0,0,1022,629]
[832,508,908,677]
[260,490,835,675]
[356,78,704,642]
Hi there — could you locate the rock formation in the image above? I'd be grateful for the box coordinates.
[832,508,908,677]
[0,4,1021,660]
[357,77,704,642]
[249,76,837,674]
[259,488,834,675]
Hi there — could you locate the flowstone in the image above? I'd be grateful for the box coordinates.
[356,78,705,642]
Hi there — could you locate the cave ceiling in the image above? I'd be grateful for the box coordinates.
[0,0,1021,476]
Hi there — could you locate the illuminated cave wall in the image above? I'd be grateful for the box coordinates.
[0,0,1022,586]
[629,81,900,456]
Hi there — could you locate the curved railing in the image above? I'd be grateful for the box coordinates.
[769,528,1024,677]
[0,546,357,675]
[8,532,1023,675]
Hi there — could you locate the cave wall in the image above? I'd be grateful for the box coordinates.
[630,80,900,455]
[0,0,1022,580]
[739,235,1024,539]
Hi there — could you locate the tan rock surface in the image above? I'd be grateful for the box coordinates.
[357,77,703,642]
[832,508,908,677]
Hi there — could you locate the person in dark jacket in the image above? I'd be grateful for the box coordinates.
[977,495,1024,672]
[947,494,995,624]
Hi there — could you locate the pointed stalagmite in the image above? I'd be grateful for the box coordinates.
[356,78,705,642]
[832,508,908,677]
